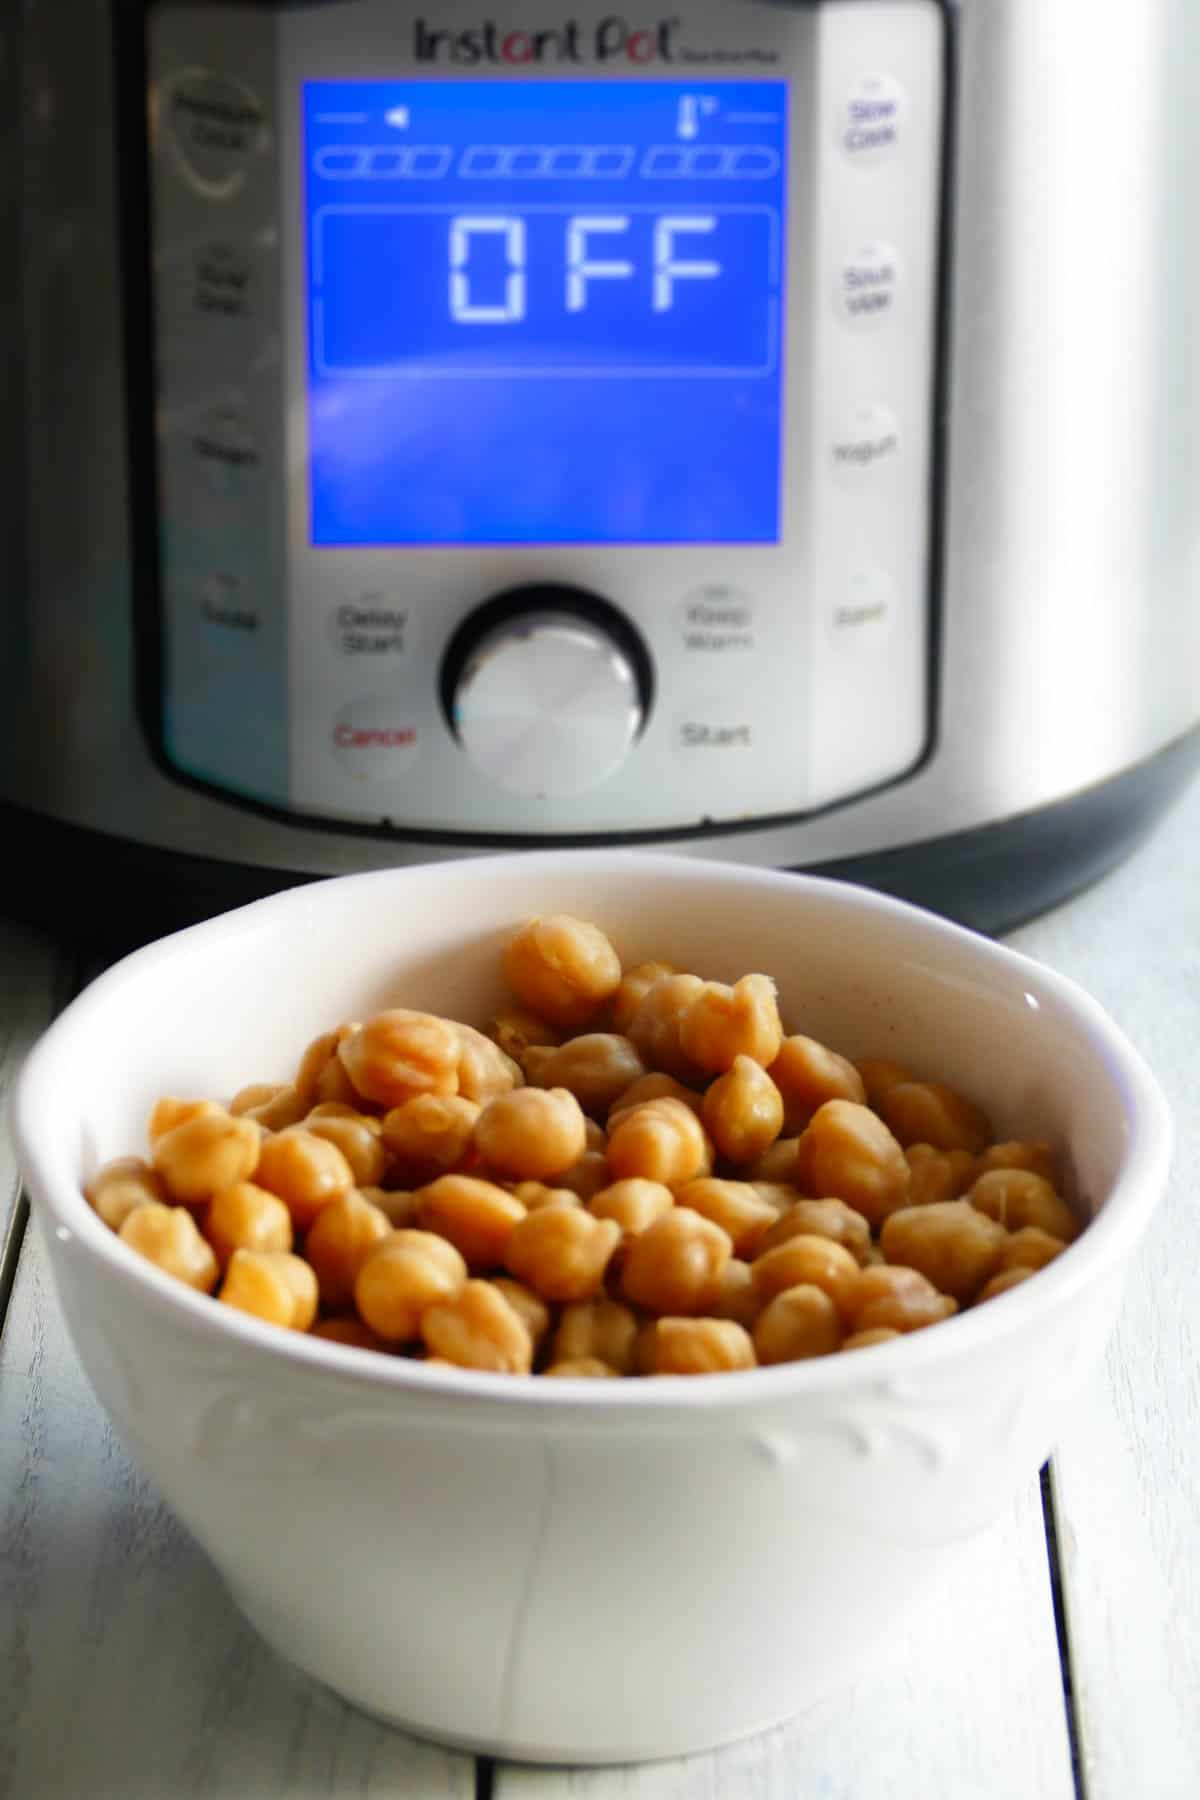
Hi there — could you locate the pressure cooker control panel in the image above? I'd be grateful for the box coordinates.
[147,0,944,836]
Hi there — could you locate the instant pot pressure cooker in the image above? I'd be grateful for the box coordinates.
[2,0,1199,942]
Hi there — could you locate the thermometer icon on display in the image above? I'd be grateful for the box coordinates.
[677,94,718,140]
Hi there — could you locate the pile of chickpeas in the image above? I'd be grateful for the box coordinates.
[85,915,1080,1378]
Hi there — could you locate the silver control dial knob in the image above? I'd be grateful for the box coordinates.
[451,610,645,799]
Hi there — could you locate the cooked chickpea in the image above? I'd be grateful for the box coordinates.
[702,1056,784,1165]
[880,1081,992,1155]
[847,1264,958,1333]
[305,1189,392,1310]
[302,1112,388,1188]
[147,1097,223,1143]
[119,1202,219,1292]
[307,1101,384,1132]
[557,1151,612,1203]
[418,1175,526,1271]
[382,1093,481,1181]
[768,1035,867,1134]
[854,1058,912,1109]
[86,1156,166,1233]
[230,1083,286,1117]
[204,1181,293,1270]
[744,1136,803,1185]
[626,973,707,1081]
[674,1178,778,1258]
[312,1315,392,1354]
[620,1207,731,1315]
[998,1227,1067,1273]
[905,1144,978,1207]
[294,1026,357,1108]
[453,1024,523,1106]
[489,1007,562,1065]
[678,974,783,1075]
[152,1110,261,1206]
[543,1359,618,1379]
[588,1178,674,1239]
[879,1201,1006,1303]
[757,1197,872,1266]
[749,1182,802,1219]
[712,1258,762,1329]
[490,1277,552,1354]
[254,1127,354,1231]
[219,1249,318,1331]
[363,1186,422,1229]
[474,1086,587,1181]
[512,1181,584,1212]
[505,1207,621,1303]
[978,1267,1036,1303]
[552,1297,640,1374]
[312,1054,362,1108]
[353,1229,467,1341]
[611,961,680,1035]
[653,1318,756,1375]
[843,1328,903,1351]
[967,1169,1079,1241]
[240,1085,310,1131]
[503,915,622,1029]
[753,1285,843,1364]
[752,1234,861,1320]
[421,1279,533,1374]
[795,1101,909,1228]
[608,1072,705,1127]
[607,1097,711,1187]
[337,1010,461,1109]
[526,1034,647,1117]
[974,1140,1060,1185]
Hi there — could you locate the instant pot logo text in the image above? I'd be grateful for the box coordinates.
[413,15,779,65]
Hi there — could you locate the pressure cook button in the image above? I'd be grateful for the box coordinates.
[828,568,896,652]
[837,244,902,328]
[831,404,901,486]
[332,699,421,782]
[839,74,906,162]
[160,70,269,201]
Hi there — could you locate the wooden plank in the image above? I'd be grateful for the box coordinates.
[0,920,65,1290]
[496,1480,1074,1800]
[0,1221,477,1800]
[1005,774,1200,1800]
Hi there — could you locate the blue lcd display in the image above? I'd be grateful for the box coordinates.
[304,80,788,546]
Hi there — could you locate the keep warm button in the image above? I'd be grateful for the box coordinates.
[332,698,421,782]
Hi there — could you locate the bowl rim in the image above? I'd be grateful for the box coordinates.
[12,850,1173,1411]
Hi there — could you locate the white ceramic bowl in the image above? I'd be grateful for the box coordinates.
[13,855,1170,1764]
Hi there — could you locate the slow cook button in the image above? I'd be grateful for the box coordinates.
[839,74,906,162]
[831,404,901,485]
[192,242,256,323]
[332,700,421,782]
[828,568,896,652]
[677,584,756,654]
[837,244,902,328]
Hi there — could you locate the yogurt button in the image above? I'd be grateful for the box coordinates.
[831,404,901,486]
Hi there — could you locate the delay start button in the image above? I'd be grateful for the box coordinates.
[332,698,421,782]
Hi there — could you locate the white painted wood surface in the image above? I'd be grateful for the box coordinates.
[0,920,63,1268]
[1006,778,1200,1800]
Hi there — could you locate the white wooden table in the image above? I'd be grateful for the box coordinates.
[3,789,1198,1800]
